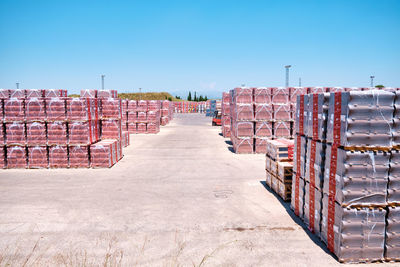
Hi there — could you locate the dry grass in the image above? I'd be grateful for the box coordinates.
[118,92,179,101]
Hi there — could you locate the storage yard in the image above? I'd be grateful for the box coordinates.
[0,113,339,266]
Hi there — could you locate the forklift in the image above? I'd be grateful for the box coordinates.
[212,110,222,126]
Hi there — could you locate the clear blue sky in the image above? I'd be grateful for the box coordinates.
[0,0,399,98]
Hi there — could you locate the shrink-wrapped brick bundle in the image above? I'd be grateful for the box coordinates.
[137,111,147,122]
[254,121,272,137]
[66,98,99,121]
[26,122,46,145]
[389,150,400,205]
[4,98,24,122]
[45,97,66,121]
[25,98,46,121]
[127,100,137,112]
[326,90,394,147]
[0,146,5,168]
[274,121,291,138]
[0,124,4,145]
[232,104,253,121]
[271,87,289,103]
[48,145,68,168]
[97,90,117,98]
[7,146,27,168]
[253,87,271,104]
[305,139,326,190]
[293,135,307,177]
[9,89,25,98]
[232,121,253,137]
[306,93,330,141]
[80,89,97,98]
[25,89,43,98]
[68,145,89,168]
[128,122,137,134]
[232,136,253,154]
[161,109,169,117]
[90,140,117,168]
[161,117,169,126]
[147,100,160,111]
[321,195,386,263]
[308,87,326,94]
[291,175,305,218]
[6,122,26,145]
[47,122,68,145]
[44,89,67,98]
[122,131,130,147]
[295,94,308,136]
[101,119,122,140]
[68,121,98,145]
[147,122,160,134]
[273,104,291,120]
[324,144,389,207]
[137,122,146,134]
[232,87,253,104]
[254,104,273,121]
[27,146,48,168]
[147,110,160,122]
[128,112,137,122]
[137,100,148,112]
[255,137,269,154]
[101,98,122,119]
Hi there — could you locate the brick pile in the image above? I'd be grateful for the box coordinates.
[175,101,206,113]
[126,100,164,134]
[221,92,231,138]
[0,88,131,168]
[160,100,174,126]
[291,89,400,263]
[265,139,294,201]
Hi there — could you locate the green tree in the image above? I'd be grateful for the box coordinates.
[168,97,172,101]
[375,85,384,89]
[187,91,192,101]
[199,95,203,101]
[204,95,208,101]
[194,91,197,101]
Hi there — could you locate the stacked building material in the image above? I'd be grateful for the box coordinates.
[126,100,162,134]
[221,92,231,137]
[90,139,118,168]
[175,101,207,113]
[291,89,400,263]
[161,100,174,126]
[265,139,294,201]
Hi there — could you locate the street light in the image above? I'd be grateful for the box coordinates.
[16,82,19,89]
[101,75,105,90]
[370,76,375,88]
[285,65,292,87]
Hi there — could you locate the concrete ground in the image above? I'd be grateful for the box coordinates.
[0,114,386,266]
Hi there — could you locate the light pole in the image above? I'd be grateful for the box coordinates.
[16,82,19,89]
[139,88,142,100]
[299,77,301,87]
[370,76,375,88]
[101,75,105,90]
[285,65,291,87]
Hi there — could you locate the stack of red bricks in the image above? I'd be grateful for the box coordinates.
[160,100,174,126]
[0,88,130,169]
[221,92,231,137]
[126,100,162,134]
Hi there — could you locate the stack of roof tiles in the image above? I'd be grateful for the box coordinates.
[161,100,174,126]
[291,89,400,263]
[126,100,166,134]
[265,139,294,201]
[175,101,207,113]
[0,88,131,169]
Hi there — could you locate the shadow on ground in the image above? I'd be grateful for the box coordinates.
[259,180,337,262]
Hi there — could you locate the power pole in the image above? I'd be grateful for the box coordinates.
[101,75,105,90]
[285,65,291,87]
[370,76,375,88]
[139,88,142,100]
[16,82,19,89]
[299,77,301,87]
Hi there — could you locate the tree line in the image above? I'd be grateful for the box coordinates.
[175,92,208,102]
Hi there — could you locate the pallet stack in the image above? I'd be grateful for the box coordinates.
[291,89,400,263]
[221,92,231,137]
[175,101,206,113]
[265,139,294,201]
[160,100,174,126]
[126,100,165,134]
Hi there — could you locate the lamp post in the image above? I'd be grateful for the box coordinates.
[16,82,19,89]
[101,75,105,90]
[370,76,375,88]
[285,65,292,87]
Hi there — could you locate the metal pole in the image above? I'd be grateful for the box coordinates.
[285,65,291,87]
[370,76,375,88]
[299,77,301,87]
[16,82,19,89]
[139,88,142,100]
[101,75,105,90]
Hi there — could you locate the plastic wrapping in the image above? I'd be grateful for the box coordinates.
[137,122,146,134]
[27,146,48,168]
[232,104,253,121]
[45,97,66,121]
[137,111,147,122]
[97,90,117,98]
[289,87,307,103]
[68,145,89,168]
[232,136,253,154]
[25,98,46,121]
[293,135,307,176]
[128,122,137,134]
[254,121,272,137]
[274,121,291,138]
[47,122,68,145]
[9,89,25,98]
[254,104,273,121]
[137,100,148,112]
[26,122,46,145]
[271,87,289,103]
[305,139,326,190]
[147,111,160,122]
[48,145,68,168]
[160,117,169,126]
[232,87,252,104]
[66,98,99,121]
[128,112,137,123]
[147,122,160,134]
[127,100,137,112]
[389,150,400,204]
[147,100,160,111]
[295,94,309,136]
[44,89,67,98]
[0,89,10,98]
[68,121,97,145]
[80,89,97,98]
[254,137,269,154]
[321,194,386,263]
[6,122,26,145]
[386,206,400,260]
[4,98,24,122]
[7,146,27,168]
[232,121,253,137]
[25,89,44,98]
[0,124,4,145]
[90,140,117,168]
[121,131,130,147]
[291,174,305,219]
[303,181,322,236]
[253,87,271,104]
[101,119,122,140]
[273,104,291,121]
[101,98,122,119]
